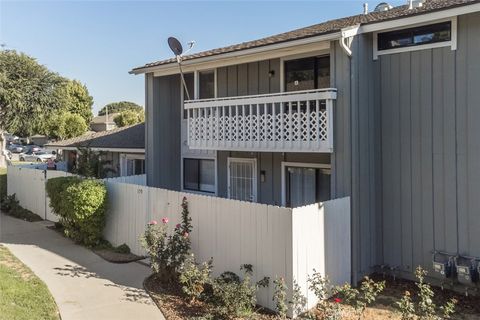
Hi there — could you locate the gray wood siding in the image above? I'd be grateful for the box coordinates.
[333,35,383,282]
[377,12,480,277]
[146,73,181,189]
[217,59,280,97]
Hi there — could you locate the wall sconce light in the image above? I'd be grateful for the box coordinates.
[260,170,266,183]
[268,70,275,78]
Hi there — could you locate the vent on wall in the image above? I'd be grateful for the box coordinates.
[374,2,393,12]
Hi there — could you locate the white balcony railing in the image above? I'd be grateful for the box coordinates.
[185,88,336,153]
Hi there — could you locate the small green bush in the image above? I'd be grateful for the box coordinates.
[211,265,258,319]
[0,194,43,222]
[0,168,6,201]
[113,243,131,254]
[46,177,107,246]
[179,253,213,302]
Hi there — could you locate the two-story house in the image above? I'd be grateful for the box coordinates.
[132,0,480,285]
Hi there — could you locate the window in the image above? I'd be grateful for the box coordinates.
[183,73,194,101]
[199,71,215,99]
[284,56,330,92]
[283,165,331,208]
[377,21,451,51]
[183,158,215,193]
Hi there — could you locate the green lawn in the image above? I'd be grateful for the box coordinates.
[0,167,6,201]
[0,245,60,320]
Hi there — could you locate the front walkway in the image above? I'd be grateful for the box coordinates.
[0,213,165,320]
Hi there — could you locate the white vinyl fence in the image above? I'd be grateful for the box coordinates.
[7,165,350,314]
[103,179,351,312]
[7,165,74,221]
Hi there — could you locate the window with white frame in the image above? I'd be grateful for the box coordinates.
[120,154,145,177]
[199,70,215,99]
[183,158,215,193]
[374,18,457,59]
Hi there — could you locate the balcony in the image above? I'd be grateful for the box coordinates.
[185,88,336,153]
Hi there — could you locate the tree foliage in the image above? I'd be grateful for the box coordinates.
[0,50,94,139]
[0,50,65,137]
[48,112,88,140]
[57,79,93,124]
[98,101,143,116]
[113,109,145,127]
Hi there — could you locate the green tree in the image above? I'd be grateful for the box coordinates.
[98,101,143,116]
[0,50,65,137]
[48,112,88,140]
[113,109,145,127]
[57,80,94,124]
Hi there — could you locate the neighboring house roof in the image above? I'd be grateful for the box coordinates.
[91,113,119,124]
[131,0,478,73]
[45,123,145,151]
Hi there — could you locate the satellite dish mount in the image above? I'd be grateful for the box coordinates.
[168,37,195,100]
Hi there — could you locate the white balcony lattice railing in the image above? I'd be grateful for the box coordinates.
[185,88,336,153]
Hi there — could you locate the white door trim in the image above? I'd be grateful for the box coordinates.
[281,161,331,207]
[227,157,257,202]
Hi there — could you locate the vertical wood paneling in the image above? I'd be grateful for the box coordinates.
[376,13,480,279]
[399,53,412,272]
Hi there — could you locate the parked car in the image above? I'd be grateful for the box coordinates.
[22,145,42,153]
[19,150,55,162]
[7,144,25,153]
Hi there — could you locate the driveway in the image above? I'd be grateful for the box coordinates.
[0,213,165,320]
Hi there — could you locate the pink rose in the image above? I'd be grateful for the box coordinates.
[162,217,169,224]
[148,220,157,225]
[183,232,189,238]
[176,223,181,229]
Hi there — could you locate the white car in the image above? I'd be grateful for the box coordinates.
[19,150,55,162]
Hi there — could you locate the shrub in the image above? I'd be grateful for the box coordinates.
[140,197,193,282]
[335,276,385,319]
[290,280,307,317]
[273,277,288,318]
[113,243,131,254]
[0,168,6,201]
[179,253,213,302]
[211,265,258,319]
[0,194,43,222]
[308,271,341,320]
[396,267,457,320]
[46,177,107,246]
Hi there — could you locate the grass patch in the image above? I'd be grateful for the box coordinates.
[0,167,6,202]
[0,245,60,320]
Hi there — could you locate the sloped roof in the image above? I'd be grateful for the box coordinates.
[91,113,120,124]
[131,0,478,73]
[45,123,145,150]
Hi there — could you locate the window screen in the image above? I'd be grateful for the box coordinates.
[378,21,451,51]
[184,158,215,193]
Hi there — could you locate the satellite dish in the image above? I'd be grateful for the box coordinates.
[168,37,183,56]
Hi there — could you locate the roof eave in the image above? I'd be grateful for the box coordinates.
[129,30,343,75]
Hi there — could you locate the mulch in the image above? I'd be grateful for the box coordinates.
[143,274,278,320]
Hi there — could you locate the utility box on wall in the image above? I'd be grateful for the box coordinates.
[456,258,479,285]
[432,253,454,279]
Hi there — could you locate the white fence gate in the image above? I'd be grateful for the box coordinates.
[7,165,74,221]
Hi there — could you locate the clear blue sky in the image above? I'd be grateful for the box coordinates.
[1,0,404,114]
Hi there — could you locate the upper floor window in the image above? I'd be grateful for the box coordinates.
[199,70,215,99]
[284,56,330,92]
[378,21,451,51]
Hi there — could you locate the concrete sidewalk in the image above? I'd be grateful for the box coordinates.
[0,213,165,320]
